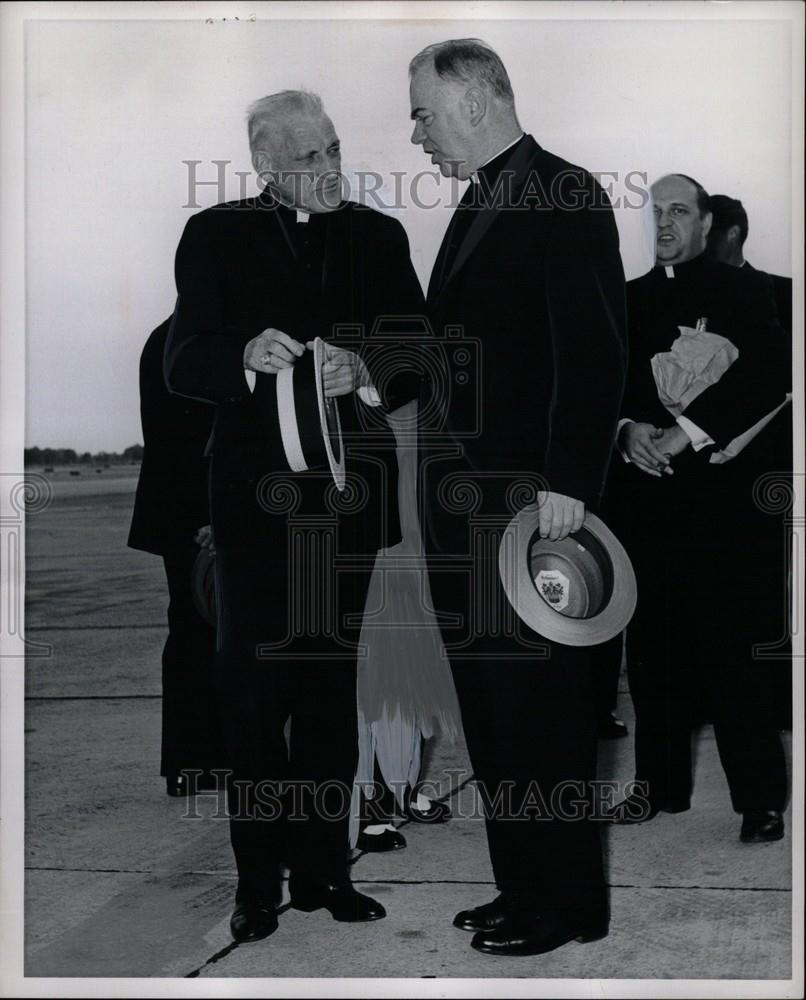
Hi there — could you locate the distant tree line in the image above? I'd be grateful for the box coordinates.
[24,444,143,467]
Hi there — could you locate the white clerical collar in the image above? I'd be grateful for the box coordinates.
[472,133,525,180]
[296,210,310,224]
[664,265,675,278]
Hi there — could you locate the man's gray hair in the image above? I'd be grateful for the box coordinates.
[409,39,514,103]
[247,90,323,155]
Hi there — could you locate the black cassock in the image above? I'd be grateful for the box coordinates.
[604,254,789,813]
[165,193,424,896]
[421,134,627,923]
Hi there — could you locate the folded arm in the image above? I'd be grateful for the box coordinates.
[680,272,788,448]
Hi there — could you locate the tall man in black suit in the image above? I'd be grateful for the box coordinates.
[128,318,221,796]
[165,91,424,943]
[408,40,627,957]
[607,174,788,843]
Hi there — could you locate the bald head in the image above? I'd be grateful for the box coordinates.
[651,174,713,265]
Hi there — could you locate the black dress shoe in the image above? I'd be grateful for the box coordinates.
[230,898,279,943]
[606,793,690,824]
[453,894,511,933]
[356,828,407,852]
[290,877,386,922]
[471,913,608,957]
[740,810,784,843]
[597,715,629,740]
[405,796,451,824]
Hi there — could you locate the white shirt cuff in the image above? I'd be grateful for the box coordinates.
[676,415,713,452]
[244,368,256,394]
[616,418,634,463]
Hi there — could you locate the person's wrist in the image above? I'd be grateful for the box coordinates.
[618,422,632,448]
[673,425,690,450]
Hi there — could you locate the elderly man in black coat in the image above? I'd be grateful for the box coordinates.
[409,39,628,957]
[165,90,424,943]
[606,174,789,843]
[128,318,221,796]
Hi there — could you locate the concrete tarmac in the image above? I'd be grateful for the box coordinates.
[21,470,795,986]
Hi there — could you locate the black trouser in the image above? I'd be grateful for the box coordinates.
[429,558,606,922]
[214,540,372,897]
[160,544,221,777]
[590,634,624,722]
[626,543,787,813]
[617,459,787,814]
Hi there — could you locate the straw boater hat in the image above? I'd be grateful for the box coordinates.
[498,507,637,646]
[191,336,346,626]
[274,336,345,491]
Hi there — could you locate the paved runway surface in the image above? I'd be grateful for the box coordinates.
[21,468,795,986]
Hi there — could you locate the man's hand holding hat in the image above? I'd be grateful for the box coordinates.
[243,330,373,401]
[537,491,586,541]
[306,340,373,399]
[244,327,305,373]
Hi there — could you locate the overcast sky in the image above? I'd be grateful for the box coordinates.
[22,10,795,453]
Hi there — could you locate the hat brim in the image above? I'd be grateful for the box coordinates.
[275,337,345,492]
[313,337,346,492]
[498,508,637,647]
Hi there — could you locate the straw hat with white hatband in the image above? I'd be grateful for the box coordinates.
[273,336,345,491]
[498,506,637,647]
[191,336,347,624]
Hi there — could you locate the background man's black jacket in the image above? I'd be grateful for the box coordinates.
[128,318,213,555]
[617,255,788,478]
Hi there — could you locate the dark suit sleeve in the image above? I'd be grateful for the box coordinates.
[164,212,250,404]
[682,270,788,447]
[619,277,657,421]
[362,215,427,412]
[541,192,628,508]
[128,319,213,554]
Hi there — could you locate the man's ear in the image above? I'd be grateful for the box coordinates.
[252,150,272,185]
[465,86,487,127]
[701,210,713,241]
[728,224,742,247]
